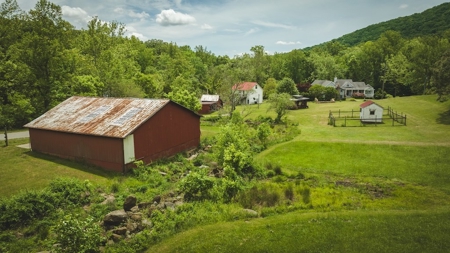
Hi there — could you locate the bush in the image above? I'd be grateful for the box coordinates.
[48,178,92,206]
[352,92,365,99]
[0,190,57,229]
[179,170,215,201]
[53,214,103,253]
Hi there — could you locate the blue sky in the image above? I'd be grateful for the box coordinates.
[16,0,449,57]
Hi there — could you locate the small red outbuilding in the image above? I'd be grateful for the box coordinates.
[24,96,201,173]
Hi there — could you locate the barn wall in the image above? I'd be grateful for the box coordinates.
[28,129,124,172]
[133,103,200,166]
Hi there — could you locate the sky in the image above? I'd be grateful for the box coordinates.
[15,0,449,57]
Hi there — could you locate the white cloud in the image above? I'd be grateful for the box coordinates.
[61,6,91,24]
[156,9,196,26]
[245,28,259,36]
[252,20,296,29]
[399,4,409,9]
[201,24,213,30]
[276,41,302,45]
[114,7,150,20]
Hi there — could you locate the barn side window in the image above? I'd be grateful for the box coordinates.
[370,109,376,115]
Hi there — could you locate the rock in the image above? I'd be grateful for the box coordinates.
[152,195,162,204]
[242,209,258,217]
[187,153,198,161]
[127,222,138,233]
[130,206,139,213]
[111,233,123,242]
[164,202,175,211]
[112,227,128,235]
[130,212,142,221]
[123,195,137,211]
[141,219,153,228]
[147,205,157,216]
[104,209,128,226]
[137,202,152,209]
[101,195,116,205]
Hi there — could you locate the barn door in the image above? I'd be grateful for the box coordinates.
[123,134,135,164]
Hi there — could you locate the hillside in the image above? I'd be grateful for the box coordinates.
[333,2,450,46]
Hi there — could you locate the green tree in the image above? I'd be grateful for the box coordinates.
[431,49,450,101]
[214,123,253,179]
[250,45,269,85]
[308,84,325,100]
[257,122,272,148]
[263,77,277,99]
[276,77,299,95]
[267,93,295,123]
[166,85,201,112]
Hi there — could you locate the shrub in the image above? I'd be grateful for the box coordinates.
[179,169,215,201]
[0,190,57,229]
[48,178,92,206]
[53,214,103,253]
[237,184,281,209]
[284,184,295,201]
[352,92,365,99]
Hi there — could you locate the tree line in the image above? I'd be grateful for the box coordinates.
[1,0,450,130]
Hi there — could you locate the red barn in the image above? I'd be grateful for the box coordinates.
[24,96,201,173]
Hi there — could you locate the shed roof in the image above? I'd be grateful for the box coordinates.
[200,94,220,102]
[232,82,258,91]
[24,96,196,138]
[360,100,383,109]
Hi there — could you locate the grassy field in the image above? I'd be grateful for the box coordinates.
[1,95,449,252]
[149,209,450,253]
[147,95,450,252]
[0,138,114,197]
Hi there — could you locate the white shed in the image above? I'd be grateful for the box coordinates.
[360,100,383,123]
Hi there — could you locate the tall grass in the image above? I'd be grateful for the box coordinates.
[258,142,450,192]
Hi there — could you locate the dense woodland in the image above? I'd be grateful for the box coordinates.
[1,0,450,129]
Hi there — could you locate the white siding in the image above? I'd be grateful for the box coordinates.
[360,104,383,123]
[123,134,135,164]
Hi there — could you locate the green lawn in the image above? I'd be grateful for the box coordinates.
[0,138,114,197]
[149,209,450,253]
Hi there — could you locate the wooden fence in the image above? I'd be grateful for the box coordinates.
[387,106,407,126]
[328,107,406,127]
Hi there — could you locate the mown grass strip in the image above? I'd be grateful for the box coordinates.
[149,210,450,253]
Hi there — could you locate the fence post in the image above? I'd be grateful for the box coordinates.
[339,109,341,118]
[352,109,354,118]
[345,116,346,126]
[404,115,407,126]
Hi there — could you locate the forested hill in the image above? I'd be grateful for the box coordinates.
[333,2,450,46]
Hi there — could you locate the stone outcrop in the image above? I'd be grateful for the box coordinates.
[103,194,184,245]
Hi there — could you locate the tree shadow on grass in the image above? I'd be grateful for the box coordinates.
[436,109,450,125]
[24,150,119,179]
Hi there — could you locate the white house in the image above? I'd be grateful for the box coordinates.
[312,78,374,99]
[360,100,383,123]
[232,82,263,104]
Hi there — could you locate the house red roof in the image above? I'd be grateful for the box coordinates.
[232,82,257,91]
[360,100,383,108]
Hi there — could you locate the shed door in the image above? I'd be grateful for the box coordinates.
[123,134,135,164]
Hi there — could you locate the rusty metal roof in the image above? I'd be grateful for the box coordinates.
[24,96,171,138]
